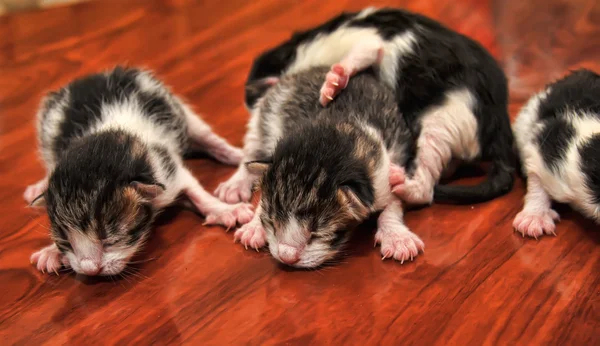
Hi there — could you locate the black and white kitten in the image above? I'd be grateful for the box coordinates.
[230,7,516,207]
[26,67,253,276]
[513,69,600,238]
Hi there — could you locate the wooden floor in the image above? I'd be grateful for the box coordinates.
[0,0,598,344]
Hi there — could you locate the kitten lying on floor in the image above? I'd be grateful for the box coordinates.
[230,65,423,267]
[513,69,600,238]
[220,7,516,209]
[26,67,253,276]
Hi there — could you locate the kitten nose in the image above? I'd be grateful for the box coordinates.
[79,258,101,276]
[278,244,300,265]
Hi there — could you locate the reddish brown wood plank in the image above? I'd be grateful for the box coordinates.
[0,0,598,345]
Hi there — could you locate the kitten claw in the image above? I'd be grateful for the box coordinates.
[326,95,333,101]
[331,82,339,86]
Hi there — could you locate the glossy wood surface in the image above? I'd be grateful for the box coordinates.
[0,0,598,345]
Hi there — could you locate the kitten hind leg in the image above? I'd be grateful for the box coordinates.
[214,164,258,204]
[392,92,480,205]
[182,105,243,166]
[513,173,559,238]
[320,37,384,106]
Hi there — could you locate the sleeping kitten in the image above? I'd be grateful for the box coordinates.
[513,69,600,238]
[229,7,516,207]
[26,67,253,276]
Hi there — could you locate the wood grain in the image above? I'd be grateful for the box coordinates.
[0,0,598,345]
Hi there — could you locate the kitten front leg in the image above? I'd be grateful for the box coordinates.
[214,164,258,204]
[215,123,265,204]
[30,244,64,274]
[513,173,560,238]
[234,203,267,251]
[375,199,424,262]
[179,168,254,229]
[320,37,385,106]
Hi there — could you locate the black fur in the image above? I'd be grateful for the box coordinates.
[538,69,600,120]
[537,118,575,172]
[579,135,600,205]
[246,7,516,204]
[46,130,157,244]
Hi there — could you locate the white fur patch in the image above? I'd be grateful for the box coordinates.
[135,71,165,96]
[420,88,480,160]
[354,7,378,19]
[286,27,382,74]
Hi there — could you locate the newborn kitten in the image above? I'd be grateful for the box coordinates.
[235,7,516,206]
[228,65,423,268]
[26,67,253,276]
[513,69,600,238]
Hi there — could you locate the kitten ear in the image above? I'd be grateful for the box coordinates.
[29,194,47,208]
[131,181,165,200]
[245,77,279,104]
[246,161,271,176]
[337,186,371,221]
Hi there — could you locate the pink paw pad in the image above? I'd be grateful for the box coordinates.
[375,228,425,263]
[234,221,267,251]
[513,209,560,239]
[30,245,63,275]
[319,64,350,106]
[204,203,255,230]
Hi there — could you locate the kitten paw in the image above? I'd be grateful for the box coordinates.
[391,178,434,205]
[375,226,424,263]
[513,208,560,238]
[319,64,350,106]
[24,179,48,205]
[204,203,255,229]
[30,244,63,275]
[234,221,267,250]
[214,174,254,204]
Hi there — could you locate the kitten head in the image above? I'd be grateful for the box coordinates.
[249,123,381,268]
[33,130,163,276]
